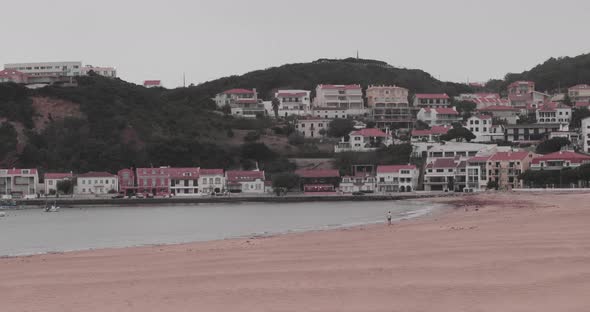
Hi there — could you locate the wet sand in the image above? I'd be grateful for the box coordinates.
[2,192,590,311]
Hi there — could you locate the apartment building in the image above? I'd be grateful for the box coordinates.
[44,172,73,195]
[135,167,171,196]
[0,168,39,198]
[225,170,265,194]
[199,169,225,195]
[411,126,451,143]
[507,81,535,107]
[477,105,520,124]
[486,151,534,190]
[426,142,501,162]
[413,94,450,108]
[80,65,117,78]
[504,124,561,142]
[568,84,590,103]
[214,88,264,117]
[536,102,572,125]
[376,165,419,193]
[295,118,330,138]
[367,85,414,129]
[467,115,504,142]
[335,128,393,153]
[340,173,376,193]
[311,107,349,119]
[274,90,311,117]
[168,168,201,195]
[530,151,590,171]
[582,117,590,154]
[4,61,82,84]
[465,156,490,192]
[416,107,461,126]
[313,84,364,114]
[0,69,28,83]
[423,158,459,191]
[75,172,118,195]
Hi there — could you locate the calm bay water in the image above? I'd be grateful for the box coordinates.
[0,200,440,256]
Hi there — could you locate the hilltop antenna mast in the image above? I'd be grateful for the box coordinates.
[356,50,359,59]
[183,72,186,88]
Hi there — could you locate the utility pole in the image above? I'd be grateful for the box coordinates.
[183,72,186,88]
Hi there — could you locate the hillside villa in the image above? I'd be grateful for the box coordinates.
[376,165,419,193]
[413,94,450,108]
[416,107,461,126]
[335,128,393,153]
[214,88,264,117]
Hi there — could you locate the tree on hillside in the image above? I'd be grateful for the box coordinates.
[571,107,590,129]
[327,118,355,138]
[271,98,280,119]
[271,173,300,196]
[0,123,18,160]
[579,164,590,186]
[563,93,572,106]
[440,124,476,142]
[415,120,430,130]
[240,143,277,163]
[452,100,477,119]
[56,179,74,195]
[535,137,570,154]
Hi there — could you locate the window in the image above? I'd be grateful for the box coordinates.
[82,180,86,184]
[48,180,53,185]
[215,177,221,184]
[82,188,86,193]
[202,178,208,184]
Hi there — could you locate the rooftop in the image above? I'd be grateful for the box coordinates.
[295,169,340,178]
[531,151,590,165]
[77,171,116,178]
[423,107,458,115]
[350,128,388,138]
[489,151,531,161]
[415,93,450,100]
[143,80,161,86]
[426,158,458,169]
[223,88,255,95]
[377,165,416,174]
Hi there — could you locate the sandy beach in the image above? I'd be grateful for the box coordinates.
[2,191,590,311]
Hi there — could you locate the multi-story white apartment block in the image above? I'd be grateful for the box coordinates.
[4,61,82,84]
[413,94,450,108]
[335,128,393,153]
[467,115,504,142]
[80,65,117,78]
[426,142,502,163]
[167,168,201,195]
[311,107,349,119]
[477,105,520,124]
[214,88,264,117]
[313,84,365,115]
[465,156,490,192]
[199,169,225,195]
[75,172,118,195]
[295,118,330,138]
[507,81,535,107]
[504,123,561,142]
[416,107,461,126]
[366,85,414,129]
[44,172,73,195]
[340,173,376,193]
[582,117,590,154]
[274,90,311,117]
[536,103,572,125]
[424,158,459,191]
[568,84,590,103]
[0,168,39,198]
[376,165,419,193]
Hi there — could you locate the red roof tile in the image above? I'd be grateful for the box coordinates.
[295,169,340,178]
[479,105,519,112]
[489,151,531,161]
[473,114,492,120]
[569,84,590,90]
[143,80,161,86]
[2,168,38,175]
[434,107,458,115]
[507,81,534,88]
[350,128,388,137]
[411,125,450,136]
[226,170,265,182]
[44,173,73,179]
[223,88,255,94]
[531,151,590,165]
[165,167,200,179]
[317,84,361,90]
[200,169,224,175]
[415,93,449,100]
[574,101,590,108]
[276,92,307,97]
[377,165,416,173]
[426,158,458,169]
[77,171,116,178]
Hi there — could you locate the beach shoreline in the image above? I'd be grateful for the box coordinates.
[2,191,590,311]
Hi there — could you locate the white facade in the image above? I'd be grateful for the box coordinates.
[274,90,311,117]
[335,128,393,153]
[44,173,73,195]
[582,117,590,154]
[313,84,364,111]
[536,104,572,125]
[4,61,82,84]
[0,169,39,198]
[376,165,419,193]
[311,108,349,119]
[199,171,225,194]
[214,88,264,117]
[569,84,590,103]
[80,65,117,78]
[426,142,503,163]
[75,174,118,195]
[295,118,329,138]
[416,107,461,126]
[340,175,376,193]
[466,115,504,142]
[413,94,450,108]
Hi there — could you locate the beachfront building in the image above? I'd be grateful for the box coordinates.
[582,117,590,154]
[0,69,28,84]
[425,142,501,163]
[340,173,376,193]
[410,125,451,143]
[486,151,535,190]
[413,94,450,108]
[295,169,340,194]
[536,102,572,125]
[313,84,365,115]
[80,65,117,78]
[376,165,419,193]
[43,172,73,195]
[168,168,201,196]
[295,117,330,138]
[274,90,311,117]
[75,172,118,195]
[467,115,504,142]
[225,170,265,194]
[423,158,459,191]
[335,128,393,153]
[477,105,520,124]
[366,85,414,130]
[117,168,136,196]
[135,167,171,197]
[0,169,39,198]
[568,84,590,103]
[4,61,82,84]
[311,107,349,119]
[199,169,225,195]
[530,151,590,171]
[504,124,561,142]
[465,156,490,192]
[214,88,264,117]
[416,107,461,126]
[143,80,161,88]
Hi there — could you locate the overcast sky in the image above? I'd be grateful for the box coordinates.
[2,0,589,88]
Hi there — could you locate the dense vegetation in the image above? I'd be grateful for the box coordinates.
[520,164,590,188]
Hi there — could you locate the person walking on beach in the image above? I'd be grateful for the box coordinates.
[387,211,392,226]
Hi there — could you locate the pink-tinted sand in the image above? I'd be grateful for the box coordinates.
[2,192,590,311]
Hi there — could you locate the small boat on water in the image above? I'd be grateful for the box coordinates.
[0,211,6,217]
[0,199,17,210]
[44,201,60,212]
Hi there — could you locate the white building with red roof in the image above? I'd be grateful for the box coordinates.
[376,165,418,193]
[313,84,365,115]
[416,107,461,126]
[43,172,73,195]
[0,69,28,84]
[486,151,535,190]
[295,117,330,138]
[507,81,536,107]
[0,168,39,198]
[367,85,414,130]
[411,125,451,143]
[225,170,265,194]
[568,84,590,103]
[467,115,504,142]
[340,172,376,193]
[530,151,590,171]
[75,172,118,196]
[581,117,590,154]
[274,89,311,117]
[477,105,520,124]
[424,158,460,191]
[167,167,201,196]
[413,94,450,108]
[536,102,571,125]
[199,169,225,195]
[335,128,393,153]
[214,88,264,117]
[143,80,161,88]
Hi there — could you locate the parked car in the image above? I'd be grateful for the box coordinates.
[352,191,365,196]
[112,194,125,199]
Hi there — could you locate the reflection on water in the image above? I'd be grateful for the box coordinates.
[0,200,440,256]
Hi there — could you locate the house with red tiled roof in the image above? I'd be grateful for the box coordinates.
[43,172,73,195]
[486,151,535,190]
[273,89,311,117]
[225,170,265,194]
[0,69,28,84]
[423,158,460,191]
[411,125,451,143]
[466,115,504,142]
[536,102,571,125]
[376,165,419,193]
[340,172,376,194]
[0,168,39,198]
[477,105,520,124]
[530,151,590,171]
[75,172,118,196]
[199,169,225,195]
[294,169,340,194]
[214,88,264,117]
[416,107,461,126]
[568,84,590,103]
[413,94,450,108]
[143,80,161,88]
[334,128,393,153]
